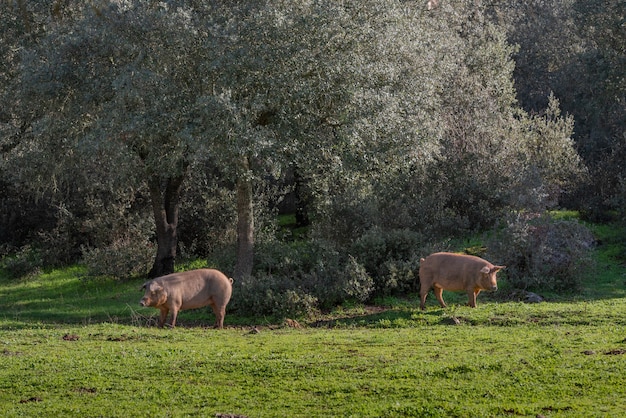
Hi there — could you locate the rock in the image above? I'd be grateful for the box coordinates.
[524,292,544,303]
[246,326,260,335]
[440,316,461,325]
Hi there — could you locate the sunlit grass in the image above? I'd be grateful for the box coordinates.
[1,323,624,417]
[1,220,625,416]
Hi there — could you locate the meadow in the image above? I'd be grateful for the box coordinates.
[1,224,625,417]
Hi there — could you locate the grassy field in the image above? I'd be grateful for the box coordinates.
[1,224,625,417]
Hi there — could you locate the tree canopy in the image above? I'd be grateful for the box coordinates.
[1,1,614,310]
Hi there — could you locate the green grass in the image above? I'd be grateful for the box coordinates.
[1,222,625,417]
[1,324,625,417]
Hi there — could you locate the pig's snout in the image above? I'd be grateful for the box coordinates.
[139,298,148,307]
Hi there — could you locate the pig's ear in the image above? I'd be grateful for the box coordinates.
[140,281,149,291]
[492,266,505,273]
[480,266,491,274]
[152,282,164,293]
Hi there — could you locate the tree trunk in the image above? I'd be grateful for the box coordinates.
[233,155,254,280]
[147,169,187,278]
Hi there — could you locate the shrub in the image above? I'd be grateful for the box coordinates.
[350,228,423,296]
[306,255,374,309]
[81,235,155,280]
[3,245,44,279]
[178,165,238,258]
[381,258,421,295]
[231,273,319,318]
[486,213,595,292]
[230,239,374,317]
[36,205,88,266]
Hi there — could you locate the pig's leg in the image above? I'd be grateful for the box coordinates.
[158,307,169,328]
[419,285,430,310]
[467,290,478,308]
[434,286,447,308]
[170,307,179,328]
[216,306,226,329]
[210,303,225,329]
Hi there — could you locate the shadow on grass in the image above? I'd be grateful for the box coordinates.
[308,305,446,328]
[2,241,626,330]
[0,270,156,330]
[0,270,256,330]
[0,272,456,329]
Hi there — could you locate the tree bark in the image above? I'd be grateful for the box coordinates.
[147,168,187,278]
[233,155,254,280]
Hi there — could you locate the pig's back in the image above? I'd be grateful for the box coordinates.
[421,252,488,277]
[159,269,232,308]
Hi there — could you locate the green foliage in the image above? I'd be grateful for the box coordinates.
[2,245,43,279]
[513,94,587,210]
[495,0,626,219]
[177,165,238,258]
[232,240,374,317]
[487,213,595,292]
[350,228,423,296]
[234,273,319,318]
[81,236,154,280]
[0,0,610,294]
[316,255,374,307]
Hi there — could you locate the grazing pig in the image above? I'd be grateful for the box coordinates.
[419,252,504,310]
[139,269,233,328]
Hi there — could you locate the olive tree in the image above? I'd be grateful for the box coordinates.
[317,0,585,241]
[1,1,113,267]
[8,0,586,291]
[16,2,207,277]
[492,0,625,219]
[12,0,442,278]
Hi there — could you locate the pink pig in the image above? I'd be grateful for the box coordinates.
[140,269,233,328]
[419,252,505,309]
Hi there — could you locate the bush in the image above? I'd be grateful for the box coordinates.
[487,213,595,292]
[3,245,44,279]
[350,228,423,296]
[230,239,374,317]
[178,164,238,258]
[232,273,319,318]
[81,235,155,280]
[307,255,374,309]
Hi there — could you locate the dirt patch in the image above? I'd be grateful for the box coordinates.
[284,318,302,328]
[75,387,97,394]
[215,414,248,418]
[62,334,79,341]
[19,397,42,404]
[107,335,131,342]
[362,305,389,314]
[604,349,626,355]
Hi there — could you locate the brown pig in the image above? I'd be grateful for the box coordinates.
[419,252,504,310]
[139,269,233,328]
